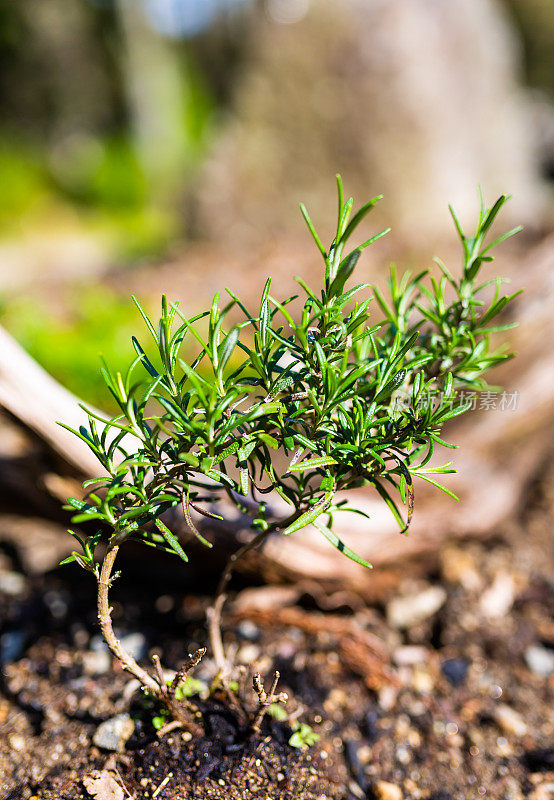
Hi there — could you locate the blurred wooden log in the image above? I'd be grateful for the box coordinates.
[0,235,553,590]
[0,325,103,478]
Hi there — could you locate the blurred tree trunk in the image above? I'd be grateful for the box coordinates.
[115,0,188,203]
[0,0,122,139]
[197,0,547,248]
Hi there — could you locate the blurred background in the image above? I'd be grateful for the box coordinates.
[1,0,554,571]
[2,8,554,794]
[0,0,553,407]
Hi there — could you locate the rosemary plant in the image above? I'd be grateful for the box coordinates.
[61,178,520,727]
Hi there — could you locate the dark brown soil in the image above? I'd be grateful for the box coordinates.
[1,466,553,800]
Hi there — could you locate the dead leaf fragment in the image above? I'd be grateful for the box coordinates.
[83,770,125,800]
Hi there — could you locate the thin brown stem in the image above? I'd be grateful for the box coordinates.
[98,545,205,735]
[206,507,305,672]
[207,527,272,673]
[207,593,227,673]
[97,545,161,695]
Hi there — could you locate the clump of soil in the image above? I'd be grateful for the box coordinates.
[0,636,346,800]
[1,464,553,799]
[118,715,342,800]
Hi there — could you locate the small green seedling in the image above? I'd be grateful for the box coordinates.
[289,723,321,750]
[267,705,320,749]
[61,177,520,734]
[151,676,207,730]
[267,703,289,722]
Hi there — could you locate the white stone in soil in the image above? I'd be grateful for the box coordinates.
[479,572,515,618]
[93,714,135,752]
[387,586,447,629]
[525,645,554,677]
[494,704,527,738]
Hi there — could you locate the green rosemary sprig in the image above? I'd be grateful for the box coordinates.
[61,177,519,573]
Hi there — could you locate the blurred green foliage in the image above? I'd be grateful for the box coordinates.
[180,52,215,164]
[0,136,177,261]
[50,136,148,210]
[0,141,51,228]
[0,46,214,260]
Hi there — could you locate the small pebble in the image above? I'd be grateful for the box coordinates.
[9,734,25,752]
[529,783,554,800]
[82,649,111,675]
[43,590,69,620]
[393,646,428,666]
[525,645,554,677]
[387,586,447,629]
[236,644,260,664]
[373,780,403,800]
[93,713,135,752]
[494,704,527,738]
[411,668,434,694]
[120,633,146,661]
[441,547,483,591]
[90,635,108,653]
[395,744,411,764]
[378,685,398,711]
[0,571,27,596]
[237,620,260,641]
[155,595,174,613]
[441,657,469,687]
[479,572,514,618]
[0,630,27,663]
[496,737,513,758]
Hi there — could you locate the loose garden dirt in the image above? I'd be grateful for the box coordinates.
[0,460,553,800]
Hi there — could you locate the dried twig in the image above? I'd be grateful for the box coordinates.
[169,647,206,696]
[151,647,207,738]
[152,773,173,798]
[113,766,137,800]
[152,654,166,691]
[251,671,288,733]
